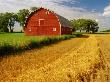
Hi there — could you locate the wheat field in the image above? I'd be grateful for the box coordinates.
[0,34,110,82]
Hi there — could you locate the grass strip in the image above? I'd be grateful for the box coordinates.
[0,34,82,56]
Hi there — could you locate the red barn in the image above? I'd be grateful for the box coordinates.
[24,8,73,36]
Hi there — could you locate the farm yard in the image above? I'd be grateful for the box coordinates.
[0,34,110,82]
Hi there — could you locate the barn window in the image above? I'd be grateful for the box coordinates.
[46,11,49,15]
[39,19,45,26]
[29,28,31,32]
[53,28,56,31]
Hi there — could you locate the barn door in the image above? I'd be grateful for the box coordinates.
[39,19,45,26]
[38,19,45,35]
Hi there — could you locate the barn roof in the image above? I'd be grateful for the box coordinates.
[25,7,73,28]
[55,14,73,28]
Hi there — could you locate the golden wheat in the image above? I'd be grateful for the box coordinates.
[0,38,85,82]
[14,35,104,82]
[1,35,110,82]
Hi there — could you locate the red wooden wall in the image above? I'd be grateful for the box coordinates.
[24,9,61,36]
[61,26,72,35]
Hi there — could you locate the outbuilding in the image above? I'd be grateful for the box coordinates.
[24,8,73,36]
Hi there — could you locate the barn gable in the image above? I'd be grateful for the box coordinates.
[25,8,72,29]
[24,7,72,36]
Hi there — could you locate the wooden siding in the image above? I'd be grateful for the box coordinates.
[24,8,72,36]
[25,9,61,36]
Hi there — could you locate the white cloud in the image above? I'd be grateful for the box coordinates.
[0,0,110,31]
[103,5,110,16]
[0,0,79,13]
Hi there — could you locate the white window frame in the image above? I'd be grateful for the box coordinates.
[53,28,56,31]
[29,28,31,32]
[39,19,45,26]
[46,11,49,15]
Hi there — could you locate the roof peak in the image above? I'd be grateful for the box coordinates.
[25,7,72,28]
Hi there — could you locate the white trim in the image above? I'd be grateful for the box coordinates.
[39,19,45,26]
[29,28,31,32]
[39,19,44,20]
[55,15,61,35]
[46,11,49,15]
[53,28,56,31]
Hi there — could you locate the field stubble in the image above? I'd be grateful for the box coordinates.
[95,34,110,82]
[15,35,107,82]
[0,35,109,82]
[0,37,86,82]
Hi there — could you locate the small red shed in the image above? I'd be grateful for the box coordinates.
[24,8,73,36]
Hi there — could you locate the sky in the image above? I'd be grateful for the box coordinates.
[0,0,110,31]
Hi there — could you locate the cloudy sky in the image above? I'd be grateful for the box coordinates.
[0,0,110,31]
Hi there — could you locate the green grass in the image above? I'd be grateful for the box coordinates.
[0,33,44,56]
[0,33,79,56]
[0,33,44,46]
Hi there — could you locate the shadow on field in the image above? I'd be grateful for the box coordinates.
[0,45,43,58]
[80,35,89,38]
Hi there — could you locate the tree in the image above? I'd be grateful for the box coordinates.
[0,12,17,33]
[30,7,38,12]
[85,19,99,33]
[102,29,110,32]
[6,12,17,32]
[71,19,87,32]
[71,19,99,33]
[0,13,9,32]
[17,9,30,28]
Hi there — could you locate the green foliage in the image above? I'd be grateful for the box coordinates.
[71,19,86,31]
[0,7,38,33]
[71,19,99,33]
[26,40,41,49]
[0,33,79,56]
[0,42,15,56]
[0,27,9,32]
[17,9,30,27]
[40,37,52,45]
[73,33,83,37]
[30,7,38,12]
[0,12,17,33]
[8,13,17,32]
[102,29,110,32]
[0,13,9,32]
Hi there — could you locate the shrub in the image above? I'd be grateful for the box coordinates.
[49,37,59,43]
[26,40,41,49]
[40,37,52,45]
[73,33,83,37]
[0,42,15,56]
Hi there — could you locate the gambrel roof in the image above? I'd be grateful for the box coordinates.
[25,7,73,28]
[56,14,72,28]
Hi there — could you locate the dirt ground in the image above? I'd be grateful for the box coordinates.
[0,35,110,82]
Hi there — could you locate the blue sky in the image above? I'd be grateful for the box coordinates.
[54,0,110,12]
[0,0,110,31]
[75,0,110,12]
